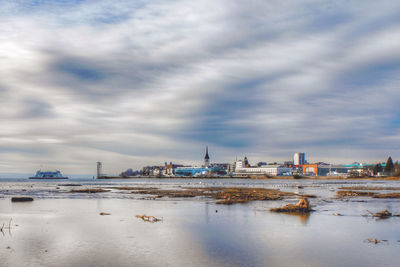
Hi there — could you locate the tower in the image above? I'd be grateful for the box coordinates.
[97,162,102,178]
[294,153,305,166]
[204,146,210,167]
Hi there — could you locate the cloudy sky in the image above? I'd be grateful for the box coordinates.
[0,0,399,175]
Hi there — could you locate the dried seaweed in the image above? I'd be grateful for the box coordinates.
[70,188,110,193]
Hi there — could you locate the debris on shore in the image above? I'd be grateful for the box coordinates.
[109,186,158,191]
[270,198,313,213]
[128,187,296,205]
[99,212,111,216]
[297,194,317,198]
[337,191,375,197]
[213,187,293,205]
[70,188,110,193]
[132,189,202,198]
[363,209,400,219]
[11,197,34,202]
[58,184,82,187]
[365,238,388,244]
[337,190,400,199]
[373,210,392,218]
[372,193,400,199]
[339,186,400,191]
[136,214,162,223]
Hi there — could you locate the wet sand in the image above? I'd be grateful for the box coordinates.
[1,178,400,267]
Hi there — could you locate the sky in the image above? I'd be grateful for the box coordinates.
[0,0,399,175]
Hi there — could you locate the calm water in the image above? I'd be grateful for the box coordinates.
[1,178,400,266]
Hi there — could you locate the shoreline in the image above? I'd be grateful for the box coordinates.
[97,175,400,181]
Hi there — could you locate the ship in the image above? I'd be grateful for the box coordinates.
[29,170,69,179]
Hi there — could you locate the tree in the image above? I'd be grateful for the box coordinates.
[373,164,383,175]
[384,157,394,175]
[394,162,400,177]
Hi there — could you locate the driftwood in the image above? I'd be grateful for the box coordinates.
[364,209,400,219]
[11,197,34,202]
[365,238,388,244]
[136,214,162,223]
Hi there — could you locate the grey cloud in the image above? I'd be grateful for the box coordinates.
[18,99,55,118]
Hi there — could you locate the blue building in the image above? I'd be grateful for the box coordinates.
[174,167,210,177]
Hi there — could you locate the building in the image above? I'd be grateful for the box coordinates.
[302,163,349,176]
[162,162,185,176]
[174,167,210,177]
[142,165,164,177]
[235,159,245,170]
[294,153,305,166]
[209,163,232,175]
[301,164,319,175]
[234,157,292,177]
[236,165,292,176]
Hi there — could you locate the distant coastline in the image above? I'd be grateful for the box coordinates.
[96,175,400,181]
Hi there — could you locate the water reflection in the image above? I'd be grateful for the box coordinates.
[284,212,311,225]
[0,218,14,237]
[0,178,400,267]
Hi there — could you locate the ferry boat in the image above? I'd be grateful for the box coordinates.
[29,170,68,179]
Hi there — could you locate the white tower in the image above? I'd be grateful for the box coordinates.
[294,153,305,166]
[97,162,103,178]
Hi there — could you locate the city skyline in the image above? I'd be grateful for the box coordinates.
[1,0,400,174]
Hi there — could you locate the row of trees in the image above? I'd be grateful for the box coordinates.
[348,156,399,178]
[373,156,399,176]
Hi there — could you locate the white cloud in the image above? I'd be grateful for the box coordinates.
[0,0,399,174]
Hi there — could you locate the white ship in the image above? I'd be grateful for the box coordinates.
[29,170,68,179]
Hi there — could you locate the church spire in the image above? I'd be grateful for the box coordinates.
[204,146,210,167]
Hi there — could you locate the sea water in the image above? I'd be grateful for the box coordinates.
[0,178,399,267]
